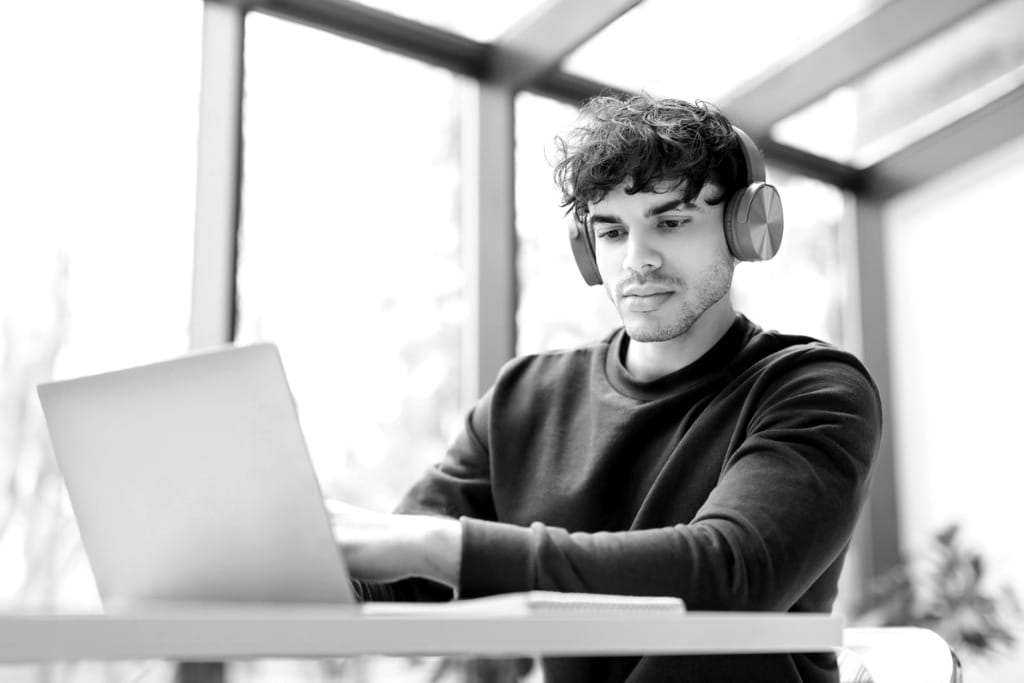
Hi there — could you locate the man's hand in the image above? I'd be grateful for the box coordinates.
[325,499,462,589]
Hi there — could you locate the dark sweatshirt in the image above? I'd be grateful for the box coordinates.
[359,314,882,682]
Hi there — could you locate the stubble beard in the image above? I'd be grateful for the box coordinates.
[611,259,735,343]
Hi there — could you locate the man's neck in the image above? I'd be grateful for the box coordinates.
[624,297,736,382]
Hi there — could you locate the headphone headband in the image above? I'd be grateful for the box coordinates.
[733,127,766,185]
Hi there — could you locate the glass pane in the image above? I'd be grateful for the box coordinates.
[349,0,551,42]
[773,0,1024,167]
[732,169,847,347]
[564,0,880,102]
[0,0,201,610]
[884,142,1024,680]
[238,13,464,514]
[515,93,621,355]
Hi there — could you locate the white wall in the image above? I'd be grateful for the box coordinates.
[884,133,1024,679]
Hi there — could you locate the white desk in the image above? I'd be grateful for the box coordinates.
[0,607,842,663]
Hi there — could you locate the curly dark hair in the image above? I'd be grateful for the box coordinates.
[552,94,746,227]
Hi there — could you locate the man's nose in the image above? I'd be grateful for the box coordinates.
[622,232,662,274]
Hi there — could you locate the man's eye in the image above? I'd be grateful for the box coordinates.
[597,229,623,240]
[659,218,690,229]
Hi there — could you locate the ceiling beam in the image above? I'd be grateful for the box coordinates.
[718,0,998,139]
[246,0,489,78]
[861,84,1024,200]
[529,70,629,105]
[487,0,641,88]
[760,139,864,192]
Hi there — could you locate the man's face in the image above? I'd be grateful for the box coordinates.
[588,179,735,343]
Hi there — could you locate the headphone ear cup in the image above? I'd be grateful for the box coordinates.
[723,182,784,262]
[568,221,603,286]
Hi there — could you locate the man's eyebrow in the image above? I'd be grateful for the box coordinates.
[588,212,622,226]
[587,195,702,226]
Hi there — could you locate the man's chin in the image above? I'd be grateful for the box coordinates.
[623,319,692,343]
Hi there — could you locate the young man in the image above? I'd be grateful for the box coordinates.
[329,95,882,682]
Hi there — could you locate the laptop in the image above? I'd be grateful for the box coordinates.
[37,343,358,610]
[37,343,686,616]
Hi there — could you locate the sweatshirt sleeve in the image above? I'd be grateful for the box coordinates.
[458,355,882,611]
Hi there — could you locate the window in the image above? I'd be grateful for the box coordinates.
[732,169,848,347]
[773,0,1024,167]
[236,13,465,512]
[515,93,621,355]
[0,0,201,610]
[564,0,880,101]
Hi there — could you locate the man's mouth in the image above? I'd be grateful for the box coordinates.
[622,291,673,311]
[622,286,673,297]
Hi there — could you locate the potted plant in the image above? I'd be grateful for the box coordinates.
[853,524,1021,661]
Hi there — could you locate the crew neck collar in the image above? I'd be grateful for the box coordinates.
[604,314,755,400]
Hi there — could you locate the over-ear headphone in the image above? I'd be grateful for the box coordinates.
[567,127,784,286]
